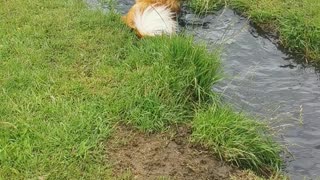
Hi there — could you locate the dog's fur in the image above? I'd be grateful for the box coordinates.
[122,0,181,37]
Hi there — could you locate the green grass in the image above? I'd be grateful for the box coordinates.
[0,0,282,178]
[111,36,221,131]
[0,0,131,178]
[189,0,225,13]
[189,0,320,63]
[192,104,282,176]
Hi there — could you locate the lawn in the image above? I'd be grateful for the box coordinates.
[190,0,320,63]
[0,0,282,178]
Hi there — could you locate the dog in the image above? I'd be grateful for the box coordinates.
[122,0,181,37]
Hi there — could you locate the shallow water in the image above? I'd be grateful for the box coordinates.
[87,1,320,179]
[180,8,320,179]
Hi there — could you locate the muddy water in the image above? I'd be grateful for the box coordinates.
[87,1,320,179]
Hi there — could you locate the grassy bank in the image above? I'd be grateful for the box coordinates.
[190,0,320,63]
[192,104,282,175]
[1,0,281,178]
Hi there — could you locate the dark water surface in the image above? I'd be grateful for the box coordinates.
[180,9,320,180]
[87,1,320,179]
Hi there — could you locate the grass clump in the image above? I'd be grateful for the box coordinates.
[111,36,220,131]
[192,104,283,175]
[189,0,225,14]
[189,0,320,62]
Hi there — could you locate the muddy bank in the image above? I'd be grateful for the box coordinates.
[106,125,257,180]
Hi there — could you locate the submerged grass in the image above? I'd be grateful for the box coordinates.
[1,0,282,178]
[189,0,320,63]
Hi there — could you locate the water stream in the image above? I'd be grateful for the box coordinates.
[87,1,320,179]
[180,7,320,179]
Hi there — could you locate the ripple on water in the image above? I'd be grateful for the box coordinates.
[181,8,320,179]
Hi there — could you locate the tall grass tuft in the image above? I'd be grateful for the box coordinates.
[110,36,221,131]
[192,103,283,175]
[189,0,225,14]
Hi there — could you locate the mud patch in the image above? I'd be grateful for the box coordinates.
[106,125,244,180]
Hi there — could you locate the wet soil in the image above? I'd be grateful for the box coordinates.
[106,125,246,180]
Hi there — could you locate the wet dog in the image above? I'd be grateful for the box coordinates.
[122,0,181,37]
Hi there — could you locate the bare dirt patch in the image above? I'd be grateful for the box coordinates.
[106,125,245,180]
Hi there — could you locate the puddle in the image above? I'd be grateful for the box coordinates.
[86,1,320,179]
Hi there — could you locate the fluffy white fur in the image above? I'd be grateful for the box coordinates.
[134,5,177,36]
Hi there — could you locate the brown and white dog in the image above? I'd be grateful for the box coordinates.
[122,0,181,37]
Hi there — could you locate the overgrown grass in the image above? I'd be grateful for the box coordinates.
[110,36,221,131]
[0,0,282,178]
[189,0,320,63]
[192,104,282,176]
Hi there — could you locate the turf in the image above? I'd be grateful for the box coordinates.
[0,0,282,178]
[189,0,320,63]
[0,0,132,178]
